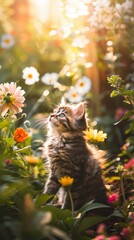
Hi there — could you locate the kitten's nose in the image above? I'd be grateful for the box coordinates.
[50,113,57,118]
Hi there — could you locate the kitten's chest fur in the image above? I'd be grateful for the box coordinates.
[46,133,95,179]
[47,134,87,159]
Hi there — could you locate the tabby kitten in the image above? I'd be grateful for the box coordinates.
[44,102,107,210]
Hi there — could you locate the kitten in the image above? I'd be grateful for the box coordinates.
[44,102,108,210]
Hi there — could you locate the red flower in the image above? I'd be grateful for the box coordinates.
[14,128,28,143]
[124,158,134,170]
[107,193,119,204]
[5,159,11,164]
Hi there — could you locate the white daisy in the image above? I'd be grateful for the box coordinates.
[75,76,91,95]
[66,87,83,103]
[22,66,40,85]
[41,73,58,86]
[0,33,15,49]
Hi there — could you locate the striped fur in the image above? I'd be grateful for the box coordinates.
[44,102,107,210]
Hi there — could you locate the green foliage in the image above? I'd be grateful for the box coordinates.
[108,75,134,105]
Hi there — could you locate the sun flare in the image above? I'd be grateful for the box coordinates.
[30,0,62,23]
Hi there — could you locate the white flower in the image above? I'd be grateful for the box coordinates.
[22,66,40,85]
[41,73,58,85]
[116,0,132,13]
[72,36,89,48]
[93,0,110,9]
[0,33,15,48]
[66,87,83,103]
[75,76,91,95]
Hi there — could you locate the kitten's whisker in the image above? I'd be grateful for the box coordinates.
[31,118,48,129]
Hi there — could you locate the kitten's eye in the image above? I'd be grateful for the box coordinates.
[58,113,65,118]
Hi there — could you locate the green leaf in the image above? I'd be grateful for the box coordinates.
[14,146,31,154]
[42,205,72,221]
[78,201,110,215]
[0,118,10,129]
[122,89,134,96]
[109,209,124,219]
[107,75,124,88]
[64,217,76,230]
[79,237,92,240]
[110,90,119,97]
[78,216,106,233]
[6,137,15,146]
[35,193,54,208]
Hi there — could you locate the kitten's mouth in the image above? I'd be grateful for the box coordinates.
[49,116,59,126]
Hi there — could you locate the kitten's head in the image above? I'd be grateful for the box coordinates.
[48,102,87,134]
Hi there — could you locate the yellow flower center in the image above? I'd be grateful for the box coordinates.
[4,93,12,103]
[28,73,33,78]
[4,38,10,44]
[79,81,84,87]
[72,92,77,98]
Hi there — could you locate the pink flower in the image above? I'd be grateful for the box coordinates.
[108,236,120,240]
[121,224,134,239]
[0,82,25,116]
[121,227,132,237]
[107,193,119,204]
[124,158,134,170]
[114,107,127,121]
[97,224,106,234]
[95,235,105,240]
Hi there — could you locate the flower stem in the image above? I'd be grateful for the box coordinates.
[119,172,127,208]
[68,188,74,217]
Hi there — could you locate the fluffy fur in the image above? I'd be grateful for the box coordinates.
[44,102,107,210]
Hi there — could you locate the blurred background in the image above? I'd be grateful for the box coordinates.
[0,0,134,155]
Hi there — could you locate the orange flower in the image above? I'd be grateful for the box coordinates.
[14,128,28,143]
[24,155,39,165]
[58,176,74,187]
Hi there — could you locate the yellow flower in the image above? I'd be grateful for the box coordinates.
[83,129,107,142]
[115,165,125,173]
[24,155,40,165]
[59,176,74,187]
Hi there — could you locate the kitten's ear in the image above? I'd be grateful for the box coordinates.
[73,102,86,120]
[60,97,67,106]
